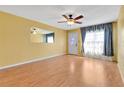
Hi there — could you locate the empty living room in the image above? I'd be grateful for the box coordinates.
[0,2,124,89]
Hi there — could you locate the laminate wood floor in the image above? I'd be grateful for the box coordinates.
[0,55,123,87]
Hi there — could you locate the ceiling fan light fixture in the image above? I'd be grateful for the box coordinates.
[67,20,74,25]
[32,31,37,34]
[58,14,83,25]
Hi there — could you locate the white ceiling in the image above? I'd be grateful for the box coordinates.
[0,5,121,30]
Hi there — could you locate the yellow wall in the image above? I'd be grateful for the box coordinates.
[112,22,118,61]
[117,6,124,79]
[30,34,43,43]
[0,11,67,67]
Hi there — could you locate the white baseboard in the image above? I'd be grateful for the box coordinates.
[0,53,66,71]
[117,64,124,83]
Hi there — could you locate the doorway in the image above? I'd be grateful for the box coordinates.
[68,32,78,55]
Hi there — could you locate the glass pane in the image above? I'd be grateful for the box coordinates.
[84,29,104,56]
[47,36,54,43]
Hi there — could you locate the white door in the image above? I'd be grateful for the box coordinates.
[68,32,78,55]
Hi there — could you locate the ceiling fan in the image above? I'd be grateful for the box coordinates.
[58,14,84,25]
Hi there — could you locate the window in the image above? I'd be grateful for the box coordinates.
[47,35,54,43]
[46,33,54,43]
[84,29,104,56]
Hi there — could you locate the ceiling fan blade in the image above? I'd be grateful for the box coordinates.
[75,21,82,24]
[74,15,83,20]
[62,15,69,20]
[58,21,67,23]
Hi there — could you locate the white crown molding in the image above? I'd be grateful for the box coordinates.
[0,5,120,30]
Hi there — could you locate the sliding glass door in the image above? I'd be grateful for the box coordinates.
[80,23,113,59]
[83,29,104,57]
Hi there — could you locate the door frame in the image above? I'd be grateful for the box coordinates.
[68,32,79,55]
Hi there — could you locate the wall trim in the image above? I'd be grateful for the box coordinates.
[117,64,124,83]
[0,53,66,71]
